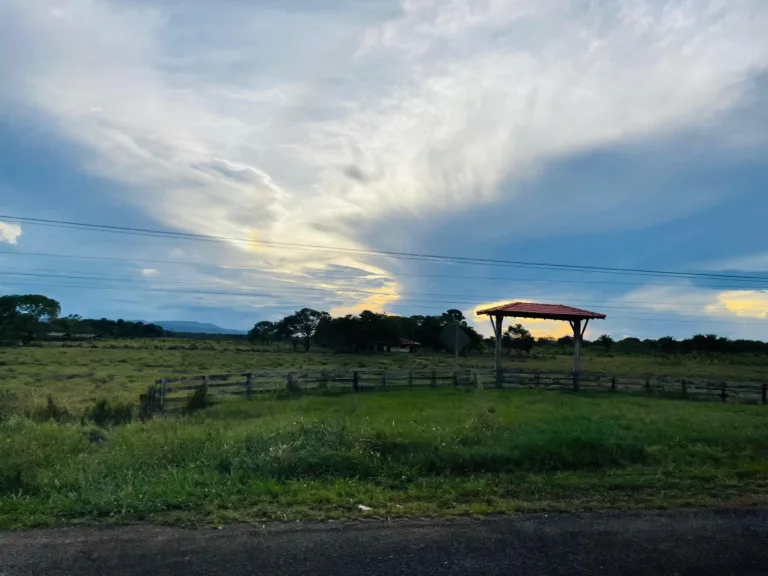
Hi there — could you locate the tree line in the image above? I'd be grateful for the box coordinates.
[3,293,768,356]
[0,294,165,345]
[250,307,768,356]
[248,308,488,353]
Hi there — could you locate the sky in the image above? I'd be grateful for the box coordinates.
[1,0,768,340]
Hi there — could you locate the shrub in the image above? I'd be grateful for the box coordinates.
[32,395,73,423]
[184,385,212,413]
[83,399,134,427]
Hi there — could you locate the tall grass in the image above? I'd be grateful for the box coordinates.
[1,389,767,527]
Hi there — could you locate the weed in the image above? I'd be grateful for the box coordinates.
[83,399,134,427]
[184,386,212,413]
[31,395,72,423]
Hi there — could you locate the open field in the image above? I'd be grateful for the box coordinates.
[2,339,768,528]
[3,339,768,411]
[2,388,768,528]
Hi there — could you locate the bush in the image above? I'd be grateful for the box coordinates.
[83,399,134,427]
[184,385,212,413]
[32,395,73,423]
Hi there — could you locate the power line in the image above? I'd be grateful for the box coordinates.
[3,269,768,314]
[2,249,768,291]
[3,214,768,283]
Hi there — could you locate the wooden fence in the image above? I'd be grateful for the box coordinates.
[141,369,768,413]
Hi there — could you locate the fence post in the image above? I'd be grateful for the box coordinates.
[720,382,727,403]
[246,372,253,400]
[645,376,651,394]
[203,376,209,404]
[431,370,437,387]
[160,379,167,411]
[381,371,387,388]
[682,379,687,397]
[353,371,359,392]
[572,372,580,392]
[408,370,413,387]
[763,383,767,405]
[452,370,458,387]
[611,377,616,392]
[146,385,155,414]
[286,372,297,393]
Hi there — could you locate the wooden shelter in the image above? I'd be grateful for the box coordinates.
[476,302,606,390]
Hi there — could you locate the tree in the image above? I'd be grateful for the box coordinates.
[0,294,61,345]
[557,335,574,347]
[503,323,535,355]
[442,309,466,324]
[50,314,83,338]
[279,308,330,351]
[596,334,614,350]
[248,321,277,345]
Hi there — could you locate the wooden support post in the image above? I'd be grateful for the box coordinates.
[353,371,359,392]
[381,371,387,387]
[452,370,458,387]
[408,370,413,388]
[571,320,582,391]
[534,373,540,390]
[493,314,504,388]
[431,370,437,387]
[645,376,651,394]
[762,383,767,405]
[203,376,209,404]
[720,382,727,403]
[611,377,616,392]
[246,372,253,400]
[681,379,687,397]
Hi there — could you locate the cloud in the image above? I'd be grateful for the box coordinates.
[2,1,768,316]
[614,284,768,339]
[709,291,768,320]
[706,252,768,272]
[0,221,22,245]
[141,268,158,277]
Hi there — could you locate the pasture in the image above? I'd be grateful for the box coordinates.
[1,339,768,528]
[3,338,768,410]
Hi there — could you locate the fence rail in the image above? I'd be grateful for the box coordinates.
[139,368,768,414]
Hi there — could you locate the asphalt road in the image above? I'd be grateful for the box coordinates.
[2,509,768,575]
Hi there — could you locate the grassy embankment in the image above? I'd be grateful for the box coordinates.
[2,386,768,528]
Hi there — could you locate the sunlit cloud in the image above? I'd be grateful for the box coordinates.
[0,221,22,245]
[708,290,768,319]
[1,0,768,322]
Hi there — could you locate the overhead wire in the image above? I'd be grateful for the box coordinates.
[2,268,768,313]
[3,214,768,282]
[1,215,766,330]
[2,249,768,291]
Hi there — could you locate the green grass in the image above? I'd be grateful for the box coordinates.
[2,339,768,411]
[2,388,767,528]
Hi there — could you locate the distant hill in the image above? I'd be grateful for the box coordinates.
[151,321,247,335]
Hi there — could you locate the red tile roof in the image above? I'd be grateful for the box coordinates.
[476,302,606,320]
